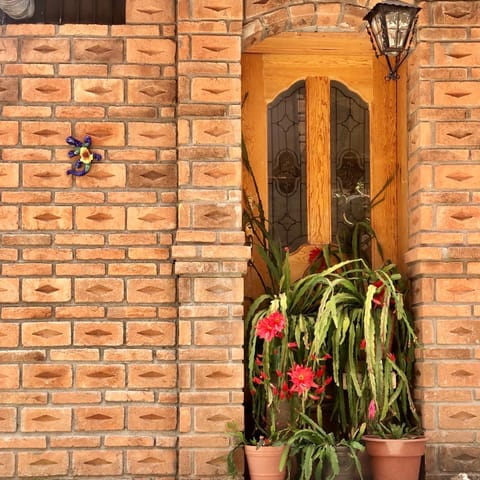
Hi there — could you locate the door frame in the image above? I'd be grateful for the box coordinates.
[242,32,408,271]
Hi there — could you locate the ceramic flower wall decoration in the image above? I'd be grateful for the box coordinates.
[66,135,102,176]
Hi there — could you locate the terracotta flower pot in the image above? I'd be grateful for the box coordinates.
[364,435,426,480]
[245,444,287,480]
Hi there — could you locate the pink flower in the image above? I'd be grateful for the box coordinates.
[368,400,376,420]
[288,364,318,394]
[256,311,286,341]
[288,342,298,349]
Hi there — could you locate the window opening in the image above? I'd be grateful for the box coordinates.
[1,0,126,24]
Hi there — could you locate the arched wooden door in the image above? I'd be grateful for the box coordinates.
[242,32,407,291]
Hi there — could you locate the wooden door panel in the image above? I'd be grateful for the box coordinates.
[242,33,401,281]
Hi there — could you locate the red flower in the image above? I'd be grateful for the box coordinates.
[387,352,396,362]
[308,247,323,264]
[323,353,332,360]
[368,400,376,420]
[256,311,286,341]
[372,279,386,306]
[360,338,366,350]
[288,342,298,349]
[253,376,262,385]
[288,364,318,394]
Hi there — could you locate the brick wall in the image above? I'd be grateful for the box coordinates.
[407,1,480,479]
[1,0,479,478]
[0,0,247,478]
[242,0,480,479]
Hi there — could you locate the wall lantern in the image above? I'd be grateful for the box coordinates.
[363,1,421,80]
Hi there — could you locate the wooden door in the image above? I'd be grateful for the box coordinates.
[242,32,406,288]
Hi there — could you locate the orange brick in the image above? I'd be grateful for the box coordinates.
[75,206,126,230]
[126,448,176,475]
[126,38,175,64]
[73,122,126,147]
[0,163,19,188]
[72,449,123,476]
[74,278,124,303]
[76,365,126,389]
[20,38,70,62]
[74,79,124,103]
[73,38,123,63]
[128,364,177,388]
[21,121,69,146]
[0,408,16,433]
[74,322,124,346]
[0,324,19,348]
[22,164,71,189]
[22,322,71,347]
[22,78,71,103]
[127,321,175,346]
[0,121,19,146]
[126,206,176,230]
[22,278,71,303]
[75,406,124,431]
[17,450,68,477]
[128,121,176,147]
[127,405,176,431]
[0,279,19,303]
[0,365,19,389]
[0,452,14,477]
[191,35,240,61]
[22,364,72,389]
[126,278,175,303]
[126,0,175,23]
[21,407,72,432]
[22,206,72,230]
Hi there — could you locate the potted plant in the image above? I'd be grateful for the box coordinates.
[306,245,424,480]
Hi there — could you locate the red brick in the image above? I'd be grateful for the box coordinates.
[21,206,72,230]
[191,35,240,61]
[21,121,69,146]
[127,321,175,346]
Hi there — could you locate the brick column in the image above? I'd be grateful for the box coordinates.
[407,2,480,479]
[174,1,249,478]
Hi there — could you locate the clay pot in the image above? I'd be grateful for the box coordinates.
[364,435,426,480]
[245,444,287,480]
